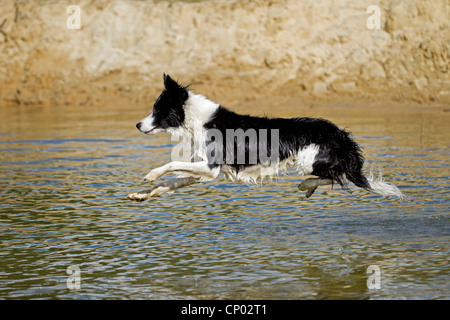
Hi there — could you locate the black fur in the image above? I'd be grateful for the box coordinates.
[204,107,371,190]
[149,74,188,131]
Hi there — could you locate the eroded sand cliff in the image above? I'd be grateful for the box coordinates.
[0,0,448,107]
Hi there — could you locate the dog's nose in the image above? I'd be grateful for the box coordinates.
[136,122,142,130]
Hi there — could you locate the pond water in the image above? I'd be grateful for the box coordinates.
[0,102,448,299]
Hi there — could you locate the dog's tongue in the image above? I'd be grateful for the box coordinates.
[147,126,161,134]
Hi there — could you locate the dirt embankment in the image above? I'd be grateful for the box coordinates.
[0,0,448,108]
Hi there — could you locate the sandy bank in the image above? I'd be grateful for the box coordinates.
[0,0,448,108]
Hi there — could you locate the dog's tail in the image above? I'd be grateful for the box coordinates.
[325,126,404,199]
[346,168,404,199]
[341,138,404,199]
[366,170,405,198]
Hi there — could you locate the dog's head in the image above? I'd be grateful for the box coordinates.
[136,74,188,135]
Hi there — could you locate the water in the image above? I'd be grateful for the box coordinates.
[0,103,448,299]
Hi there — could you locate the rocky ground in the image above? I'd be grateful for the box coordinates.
[0,0,448,108]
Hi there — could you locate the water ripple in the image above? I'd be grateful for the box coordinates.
[0,107,449,299]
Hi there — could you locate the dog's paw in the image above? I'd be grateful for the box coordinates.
[143,169,162,183]
[127,192,150,202]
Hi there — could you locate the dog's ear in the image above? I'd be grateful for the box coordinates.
[163,74,183,92]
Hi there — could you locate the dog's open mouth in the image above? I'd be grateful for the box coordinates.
[144,126,162,134]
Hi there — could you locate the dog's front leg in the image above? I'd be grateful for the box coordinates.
[143,165,168,183]
[143,161,219,182]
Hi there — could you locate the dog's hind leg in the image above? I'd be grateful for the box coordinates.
[128,177,199,201]
[298,178,333,198]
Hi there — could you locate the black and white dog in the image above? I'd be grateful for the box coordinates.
[128,74,403,201]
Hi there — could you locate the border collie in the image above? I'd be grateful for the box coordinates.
[128,74,403,201]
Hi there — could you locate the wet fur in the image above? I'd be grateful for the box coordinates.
[132,74,403,199]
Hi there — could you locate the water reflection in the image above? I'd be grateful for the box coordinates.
[0,104,448,299]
